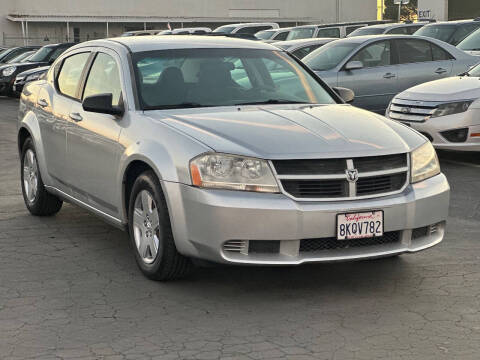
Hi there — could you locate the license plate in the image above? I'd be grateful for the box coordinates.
[337,211,383,240]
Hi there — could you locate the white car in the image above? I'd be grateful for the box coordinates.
[386,63,480,151]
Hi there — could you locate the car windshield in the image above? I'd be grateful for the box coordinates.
[467,63,480,77]
[27,47,54,62]
[133,48,336,110]
[286,27,315,40]
[7,51,34,63]
[348,27,385,37]
[414,25,457,43]
[303,41,358,71]
[255,30,275,40]
[458,28,480,51]
[213,26,236,34]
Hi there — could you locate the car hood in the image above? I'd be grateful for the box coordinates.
[395,76,480,102]
[146,104,424,159]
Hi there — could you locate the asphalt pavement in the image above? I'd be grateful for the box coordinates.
[0,96,479,360]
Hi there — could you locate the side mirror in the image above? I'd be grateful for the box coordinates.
[345,60,364,71]
[333,87,355,103]
[82,93,124,116]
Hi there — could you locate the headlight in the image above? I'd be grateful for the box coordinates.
[431,101,473,118]
[190,153,280,193]
[26,72,43,82]
[2,66,16,77]
[411,142,440,183]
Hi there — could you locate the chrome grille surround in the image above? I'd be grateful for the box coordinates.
[388,98,442,122]
[271,154,409,202]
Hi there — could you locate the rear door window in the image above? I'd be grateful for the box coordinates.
[387,27,409,35]
[57,52,90,99]
[273,31,289,41]
[395,39,433,64]
[291,45,322,59]
[431,43,454,61]
[316,27,341,38]
[346,25,366,35]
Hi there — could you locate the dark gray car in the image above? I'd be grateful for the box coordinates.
[303,35,479,113]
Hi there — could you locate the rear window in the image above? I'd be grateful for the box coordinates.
[450,23,480,45]
[316,27,341,38]
[286,27,315,40]
[348,27,385,37]
[414,25,457,43]
[458,28,480,51]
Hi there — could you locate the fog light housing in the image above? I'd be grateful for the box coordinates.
[440,128,469,143]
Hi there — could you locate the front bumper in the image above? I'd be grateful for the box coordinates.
[164,174,450,265]
[390,109,480,152]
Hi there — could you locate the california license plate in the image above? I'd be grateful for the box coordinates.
[337,211,383,240]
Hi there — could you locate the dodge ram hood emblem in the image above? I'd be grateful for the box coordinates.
[346,169,359,183]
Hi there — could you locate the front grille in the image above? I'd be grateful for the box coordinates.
[357,173,407,196]
[273,154,408,200]
[388,99,438,122]
[282,179,347,198]
[300,232,400,252]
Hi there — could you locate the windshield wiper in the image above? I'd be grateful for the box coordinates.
[146,102,215,110]
[234,99,309,106]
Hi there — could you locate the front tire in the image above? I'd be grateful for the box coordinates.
[128,170,192,280]
[20,138,63,216]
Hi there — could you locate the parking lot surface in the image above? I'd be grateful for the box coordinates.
[1,96,479,359]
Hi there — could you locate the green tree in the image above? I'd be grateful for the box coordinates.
[384,0,418,21]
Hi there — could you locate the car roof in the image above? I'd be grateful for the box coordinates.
[274,38,335,47]
[423,19,477,27]
[82,35,277,53]
[362,22,427,30]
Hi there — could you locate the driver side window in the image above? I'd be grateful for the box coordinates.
[83,53,122,106]
[350,41,391,68]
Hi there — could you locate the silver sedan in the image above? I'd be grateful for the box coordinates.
[18,36,449,280]
[303,35,479,113]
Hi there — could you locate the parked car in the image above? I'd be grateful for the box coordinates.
[414,19,480,45]
[457,27,480,56]
[386,62,480,151]
[303,35,478,113]
[6,50,37,64]
[275,38,335,59]
[0,42,73,96]
[213,23,279,35]
[255,28,292,42]
[286,21,389,40]
[157,27,212,35]
[13,66,49,96]
[121,30,163,37]
[348,22,428,37]
[0,46,40,64]
[17,36,449,280]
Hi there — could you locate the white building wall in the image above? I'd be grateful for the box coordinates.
[1,0,378,46]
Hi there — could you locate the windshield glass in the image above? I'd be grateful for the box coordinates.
[132,48,336,110]
[458,28,480,50]
[348,27,384,37]
[213,26,236,34]
[468,63,480,77]
[303,41,358,71]
[255,30,275,40]
[414,25,456,43]
[286,27,315,40]
[7,51,34,63]
[28,47,53,62]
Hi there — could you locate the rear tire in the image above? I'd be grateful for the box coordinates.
[128,170,192,281]
[20,138,63,216]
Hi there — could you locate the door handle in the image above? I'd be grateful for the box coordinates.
[435,68,447,74]
[69,112,83,122]
[37,98,48,108]
[383,73,396,79]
